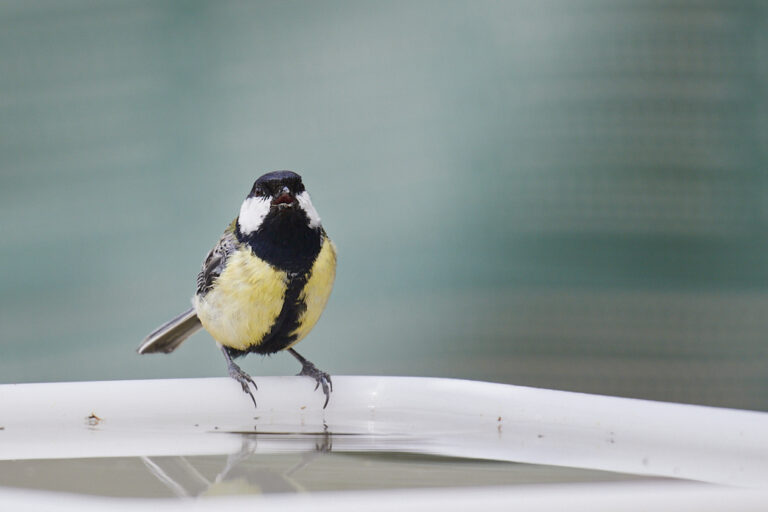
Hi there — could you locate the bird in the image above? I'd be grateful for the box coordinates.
[138,170,337,408]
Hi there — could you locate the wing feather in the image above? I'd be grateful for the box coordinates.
[196,219,238,297]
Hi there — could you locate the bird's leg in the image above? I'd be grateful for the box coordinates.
[288,348,332,408]
[221,346,258,408]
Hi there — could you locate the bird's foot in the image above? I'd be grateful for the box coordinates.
[297,362,333,409]
[227,361,258,409]
[287,348,332,408]
[221,345,258,408]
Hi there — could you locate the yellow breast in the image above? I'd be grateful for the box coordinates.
[194,236,337,352]
[194,248,288,351]
[287,236,337,347]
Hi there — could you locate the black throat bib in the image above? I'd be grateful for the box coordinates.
[238,208,322,275]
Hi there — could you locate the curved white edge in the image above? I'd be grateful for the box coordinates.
[0,483,767,512]
[0,376,767,489]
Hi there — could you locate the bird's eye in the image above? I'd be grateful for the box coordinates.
[252,187,264,197]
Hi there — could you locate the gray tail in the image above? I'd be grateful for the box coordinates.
[138,307,202,354]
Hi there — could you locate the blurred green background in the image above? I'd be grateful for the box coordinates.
[2,0,768,410]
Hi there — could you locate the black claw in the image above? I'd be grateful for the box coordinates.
[229,365,258,408]
[288,348,333,409]
[222,346,258,409]
[241,382,257,409]
[297,365,332,409]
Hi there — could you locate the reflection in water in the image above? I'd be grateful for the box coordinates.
[142,431,334,496]
[0,432,648,498]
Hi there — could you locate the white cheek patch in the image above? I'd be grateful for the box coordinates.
[238,196,271,234]
[296,191,322,228]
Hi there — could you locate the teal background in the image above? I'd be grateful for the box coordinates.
[2,1,768,410]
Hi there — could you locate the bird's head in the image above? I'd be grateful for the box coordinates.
[237,170,322,236]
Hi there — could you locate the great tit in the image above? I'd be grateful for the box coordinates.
[138,171,337,408]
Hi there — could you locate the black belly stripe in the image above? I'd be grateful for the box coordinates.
[226,272,309,358]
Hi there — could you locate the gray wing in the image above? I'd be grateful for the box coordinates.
[196,221,238,297]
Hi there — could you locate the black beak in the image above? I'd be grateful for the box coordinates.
[271,186,296,207]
